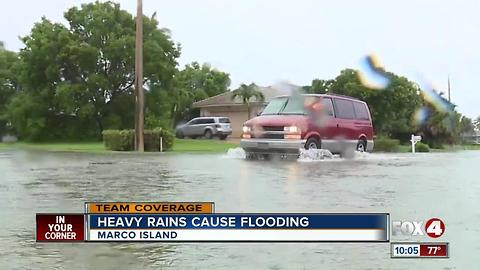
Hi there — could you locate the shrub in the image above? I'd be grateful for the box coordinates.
[102,130,134,151]
[102,128,174,151]
[415,142,430,152]
[144,128,174,151]
[374,137,400,152]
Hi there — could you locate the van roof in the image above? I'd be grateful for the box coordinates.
[274,93,362,101]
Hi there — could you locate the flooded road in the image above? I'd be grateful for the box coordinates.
[0,149,478,269]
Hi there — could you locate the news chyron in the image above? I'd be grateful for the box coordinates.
[391,218,449,258]
[35,202,449,259]
[36,202,388,242]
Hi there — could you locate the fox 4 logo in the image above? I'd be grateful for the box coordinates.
[392,218,445,238]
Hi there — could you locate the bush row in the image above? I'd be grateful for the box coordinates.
[415,142,430,152]
[102,128,174,151]
[374,137,400,152]
[374,137,430,152]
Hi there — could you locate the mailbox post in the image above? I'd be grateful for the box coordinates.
[410,134,422,153]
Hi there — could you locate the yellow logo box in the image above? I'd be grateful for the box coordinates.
[86,202,214,214]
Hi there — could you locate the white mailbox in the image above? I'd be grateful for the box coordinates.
[410,134,422,153]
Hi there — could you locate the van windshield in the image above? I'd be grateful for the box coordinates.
[261,96,315,115]
[261,97,288,115]
[280,95,307,115]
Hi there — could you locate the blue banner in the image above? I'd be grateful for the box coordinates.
[88,213,388,230]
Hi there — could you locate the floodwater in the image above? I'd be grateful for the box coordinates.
[0,148,478,269]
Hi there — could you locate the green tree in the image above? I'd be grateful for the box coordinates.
[172,62,230,124]
[231,83,265,119]
[416,106,457,147]
[302,79,334,94]
[329,69,422,139]
[8,19,81,140]
[8,1,180,140]
[458,116,474,135]
[0,44,19,135]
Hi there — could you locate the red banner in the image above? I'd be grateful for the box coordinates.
[419,243,448,257]
[36,214,84,242]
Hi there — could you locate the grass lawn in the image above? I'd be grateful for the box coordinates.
[0,139,239,153]
[0,142,107,153]
[396,143,480,152]
[442,144,480,151]
[397,145,412,153]
[0,143,10,150]
[1,140,476,154]
[172,139,239,152]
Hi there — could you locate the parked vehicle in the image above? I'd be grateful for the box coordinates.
[240,94,374,158]
[176,117,232,140]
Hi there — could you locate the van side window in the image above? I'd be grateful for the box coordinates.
[322,98,335,117]
[353,102,369,120]
[333,98,355,119]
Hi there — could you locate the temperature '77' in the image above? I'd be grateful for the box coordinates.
[428,246,441,255]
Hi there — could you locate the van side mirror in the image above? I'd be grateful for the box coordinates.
[257,110,263,116]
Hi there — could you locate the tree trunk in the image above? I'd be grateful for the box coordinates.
[171,104,177,129]
[96,112,103,140]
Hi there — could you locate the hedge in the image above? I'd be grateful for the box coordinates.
[374,137,400,152]
[102,128,174,151]
[102,130,134,151]
[144,128,174,151]
[415,142,430,152]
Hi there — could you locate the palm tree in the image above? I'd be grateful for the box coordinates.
[231,83,265,119]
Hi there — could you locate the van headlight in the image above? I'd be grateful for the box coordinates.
[242,126,252,139]
[284,126,300,134]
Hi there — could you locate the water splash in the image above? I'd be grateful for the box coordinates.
[352,150,377,159]
[225,147,410,162]
[357,54,391,90]
[224,147,246,159]
[297,148,342,162]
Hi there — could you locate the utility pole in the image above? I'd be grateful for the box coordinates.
[134,0,144,151]
[447,75,451,102]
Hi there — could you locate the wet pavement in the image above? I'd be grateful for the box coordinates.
[0,149,478,269]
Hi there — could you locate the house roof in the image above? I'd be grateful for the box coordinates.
[192,86,290,108]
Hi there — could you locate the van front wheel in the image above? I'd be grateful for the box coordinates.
[305,137,320,149]
[356,140,367,152]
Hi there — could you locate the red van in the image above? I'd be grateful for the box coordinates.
[240,94,374,158]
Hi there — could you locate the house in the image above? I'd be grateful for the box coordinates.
[462,130,480,144]
[192,86,288,137]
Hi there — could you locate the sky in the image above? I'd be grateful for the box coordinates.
[1,0,479,118]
